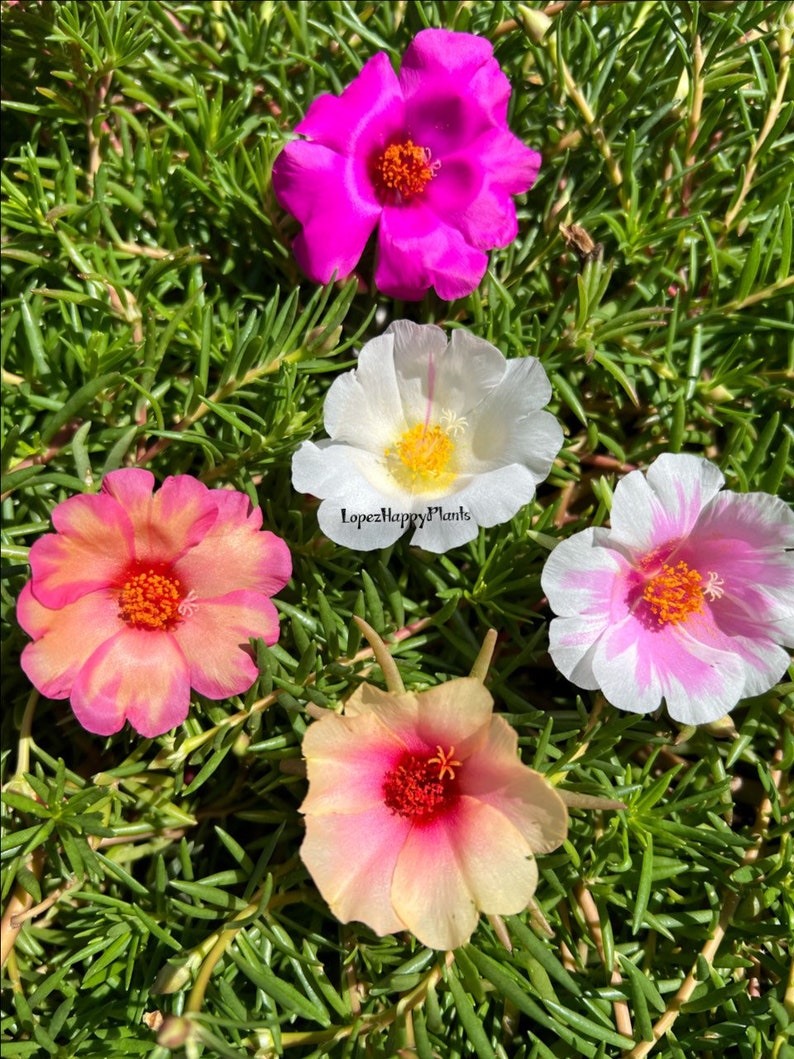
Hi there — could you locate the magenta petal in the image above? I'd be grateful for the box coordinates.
[272,140,382,284]
[297,51,404,158]
[401,30,509,145]
[376,202,488,300]
[70,628,191,737]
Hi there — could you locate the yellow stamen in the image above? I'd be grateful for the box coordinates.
[372,140,439,199]
[118,569,183,630]
[642,560,704,626]
[428,745,462,782]
[385,422,457,494]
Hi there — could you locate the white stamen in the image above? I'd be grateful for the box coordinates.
[177,590,199,618]
[703,571,725,601]
[439,409,467,436]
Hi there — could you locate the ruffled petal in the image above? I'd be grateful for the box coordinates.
[391,797,537,949]
[297,51,404,159]
[322,330,407,448]
[592,612,747,723]
[174,491,291,599]
[424,130,540,249]
[609,455,724,553]
[292,441,409,550]
[272,140,382,284]
[390,324,505,427]
[541,528,628,619]
[301,805,410,937]
[171,589,280,699]
[375,201,488,301]
[28,493,134,609]
[461,717,568,854]
[301,711,405,815]
[400,30,509,148]
[102,471,220,567]
[547,613,608,690]
[466,358,562,475]
[19,585,122,700]
[70,628,191,737]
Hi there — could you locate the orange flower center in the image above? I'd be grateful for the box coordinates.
[118,568,185,630]
[641,559,704,626]
[372,139,439,199]
[383,745,461,823]
[384,423,457,494]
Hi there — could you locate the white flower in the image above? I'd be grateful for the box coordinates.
[292,321,563,552]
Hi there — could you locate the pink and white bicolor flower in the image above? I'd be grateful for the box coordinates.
[541,454,794,725]
[271,28,541,301]
[299,677,568,950]
[18,469,291,738]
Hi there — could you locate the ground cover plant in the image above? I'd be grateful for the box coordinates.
[1,1,792,1057]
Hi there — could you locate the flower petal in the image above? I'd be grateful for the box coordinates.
[297,51,404,158]
[400,30,509,148]
[542,527,628,619]
[70,628,191,737]
[391,797,537,949]
[301,711,405,815]
[174,491,291,599]
[292,441,408,550]
[102,471,220,566]
[461,717,568,854]
[390,324,505,425]
[28,493,134,609]
[592,612,748,723]
[301,805,410,936]
[323,329,407,448]
[171,589,280,699]
[609,455,724,552]
[19,585,122,700]
[272,140,381,284]
[375,201,488,301]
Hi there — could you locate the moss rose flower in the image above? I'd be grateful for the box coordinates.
[272,28,541,301]
[18,469,291,738]
[541,454,794,725]
[300,676,568,950]
[292,320,563,552]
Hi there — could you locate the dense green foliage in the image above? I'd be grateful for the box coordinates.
[1,2,792,1057]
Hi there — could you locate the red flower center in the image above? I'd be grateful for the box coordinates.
[371,139,439,200]
[382,745,461,823]
[117,566,187,630]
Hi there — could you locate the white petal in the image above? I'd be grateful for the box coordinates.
[541,527,626,617]
[609,455,724,552]
[323,332,406,451]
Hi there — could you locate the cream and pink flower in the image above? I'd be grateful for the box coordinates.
[541,454,794,725]
[18,469,291,738]
[272,28,541,301]
[300,674,568,950]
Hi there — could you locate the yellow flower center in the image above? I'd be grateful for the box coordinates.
[385,422,457,495]
[372,139,439,199]
[118,568,184,630]
[641,560,704,626]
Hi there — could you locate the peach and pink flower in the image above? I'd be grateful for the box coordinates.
[18,469,291,738]
[541,454,794,725]
[300,674,568,950]
[272,29,541,301]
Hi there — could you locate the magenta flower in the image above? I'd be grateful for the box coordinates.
[300,677,568,950]
[271,28,541,301]
[541,454,794,725]
[18,469,291,738]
